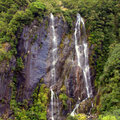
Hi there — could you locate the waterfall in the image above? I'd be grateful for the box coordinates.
[50,13,93,118]
[71,13,93,116]
[50,13,57,84]
[50,13,58,120]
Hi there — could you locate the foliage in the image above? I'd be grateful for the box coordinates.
[99,44,120,112]
[16,57,24,70]
[75,114,87,120]
[98,109,120,120]
[0,43,11,61]
[10,83,49,120]
[99,115,117,120]
[62,10,75,32]
[60,85,67,92]
[29,1,45,15]
[59,93,68,109]
[0,0,45,62]
[67,114,87,120]
[67,115,77,120]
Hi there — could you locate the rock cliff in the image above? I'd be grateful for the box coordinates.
[0,15,94,119]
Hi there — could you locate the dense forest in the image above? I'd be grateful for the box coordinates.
[0,0,120,120]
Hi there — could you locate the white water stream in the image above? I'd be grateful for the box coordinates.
[71,13,93,116]
[50,87,55,120]
[50,13,93,118]
[50,13,57,84]
[50,13,58,120]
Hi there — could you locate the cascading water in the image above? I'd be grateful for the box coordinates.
[71,13,93,116]
[50,13,57,85]
[50,13,92,118]
[50,88,55,120]
[50,13,58,120]
[71,98,88,116]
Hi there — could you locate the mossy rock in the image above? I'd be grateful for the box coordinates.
[60,85,67,92]
[99,115,117,120]
[67,114,87,120]
[75,114,87,120]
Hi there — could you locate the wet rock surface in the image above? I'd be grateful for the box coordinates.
[0,56,16,116]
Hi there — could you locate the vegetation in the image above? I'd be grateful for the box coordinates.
[59,85,68,110]
[10,82,49,120]
[67,114,87,120]
[67,116,77,120]
[98,109,120,120]
[0,0,45,62]
[59,93,68,109]
[0,0,120,119]
[99,44,120,112]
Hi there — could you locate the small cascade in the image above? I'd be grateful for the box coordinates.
[71,13,93,116]
[50,13,58,120]
[50,87,55,120]
[71,103,79,116]
[50,87,60,120]
[71,98,88,116]
[50,13,58,84]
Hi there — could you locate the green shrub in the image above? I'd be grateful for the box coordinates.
[75,114,87,120]
[67,115,77,120]
[99,115,117,120]
[99,44,120,112]
[29,1,45,15]
[16,57,24,70]
[67,114,87,120]
[59,93,68,109]
[10,83,49,120]
[112,109,120,120]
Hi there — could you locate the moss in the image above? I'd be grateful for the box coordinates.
[59,35,65,49]
[67,114,87,120]
[34,34,38,41]
[0,43,11,62]
[16,57,24,71]
[63,12,73,32]
[60,52,64,58]
[75,114,87,120]
[68,34,72,46]
[60,85,67,92]
[59,93,68,109]
[39,42,43,49]
[45,19,49,30]
[99,115,117,120]
[60,43,64,49]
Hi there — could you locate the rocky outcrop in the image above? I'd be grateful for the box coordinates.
[16,15,93,119]
[0,15,94,119]
[0,51,16,116]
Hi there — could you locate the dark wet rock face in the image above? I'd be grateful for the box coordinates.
[0,56,16,116]
[17,19,50,100]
